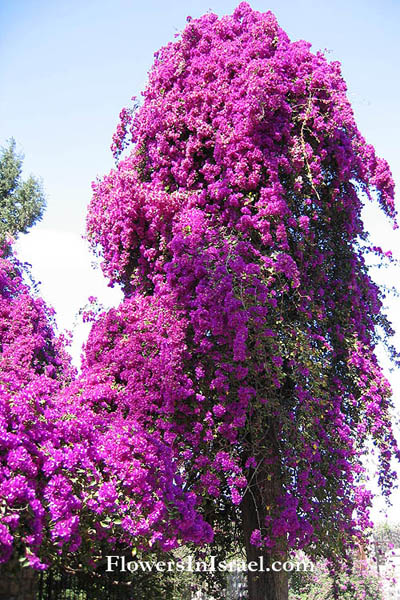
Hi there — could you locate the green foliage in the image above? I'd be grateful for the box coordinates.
[289,558,384,600]
[0,138,46,244]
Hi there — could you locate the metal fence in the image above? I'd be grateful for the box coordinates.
[37,569,137,600]
[36,569,248,600]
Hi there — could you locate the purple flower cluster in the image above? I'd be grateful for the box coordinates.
[0,252,212,568]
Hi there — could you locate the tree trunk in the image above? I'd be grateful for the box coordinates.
[241,476,288,600]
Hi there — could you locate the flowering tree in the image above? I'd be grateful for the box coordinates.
[0,250,211,578]
[86,4,399,599]
[0,249,74,572]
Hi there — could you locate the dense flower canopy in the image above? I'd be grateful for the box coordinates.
[87,2,399,563]
[0,250,73,566]
[0,251,211,568]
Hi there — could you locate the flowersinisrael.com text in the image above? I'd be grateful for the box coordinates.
[106,555,313,574]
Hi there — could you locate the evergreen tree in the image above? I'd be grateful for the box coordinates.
[0,138,46,244]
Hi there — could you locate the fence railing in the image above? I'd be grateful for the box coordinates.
[36,569,248,600]
[37,569,137,600]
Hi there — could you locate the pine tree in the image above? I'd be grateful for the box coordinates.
[0,138,46,245]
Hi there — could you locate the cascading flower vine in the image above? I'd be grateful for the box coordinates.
[0,250,212,569]
[87,2,399,577]
[0,248,74,567]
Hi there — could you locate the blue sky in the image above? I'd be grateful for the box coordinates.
[1,0,400,521]
[1,0,399,231]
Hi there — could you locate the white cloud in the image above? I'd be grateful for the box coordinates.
[15,228,122,366]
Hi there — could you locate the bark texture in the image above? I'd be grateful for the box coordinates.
[241,488,289,600]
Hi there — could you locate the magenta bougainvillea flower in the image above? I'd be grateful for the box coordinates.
[0,252,211,568]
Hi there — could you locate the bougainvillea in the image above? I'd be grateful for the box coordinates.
[0,248,73,566]
[0,250,211,570]
[87,4,399,597]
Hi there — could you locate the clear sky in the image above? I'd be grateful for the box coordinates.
[1,0,400,522]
